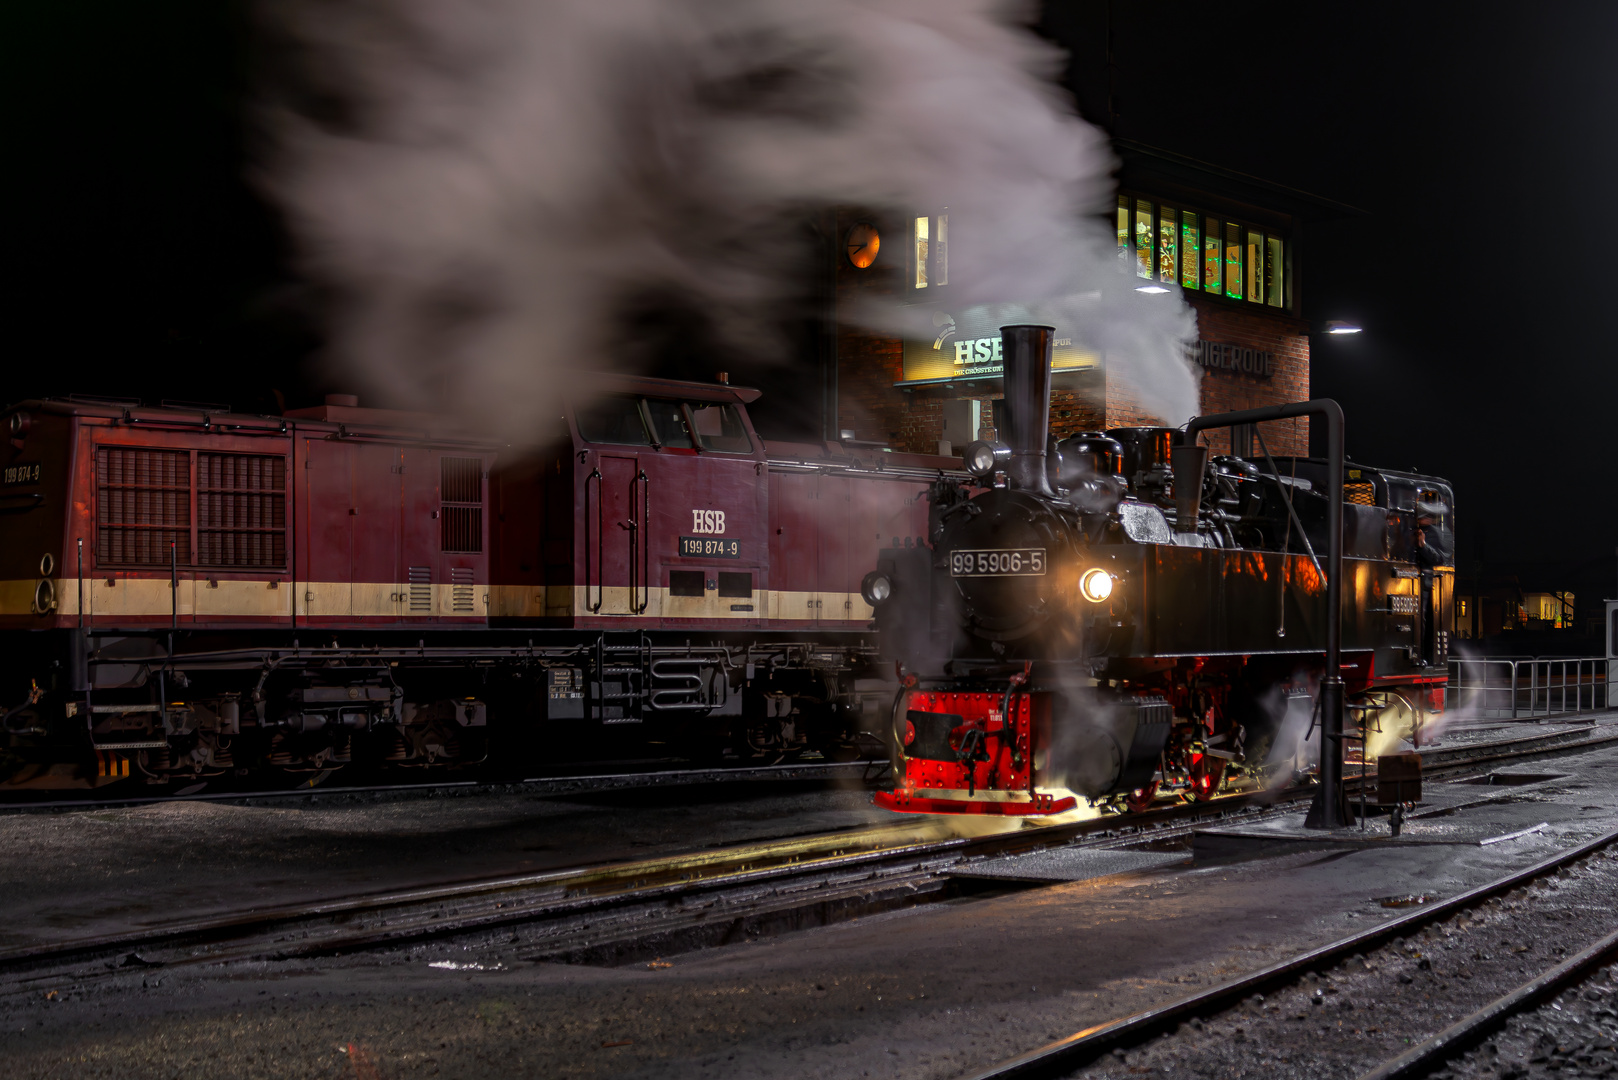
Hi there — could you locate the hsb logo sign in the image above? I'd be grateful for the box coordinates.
[691,509,726,534]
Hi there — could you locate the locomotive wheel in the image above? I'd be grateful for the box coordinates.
[1189,756,1226,801]
[1125,780,1159,813]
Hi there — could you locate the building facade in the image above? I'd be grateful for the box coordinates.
[828,145,1349,461]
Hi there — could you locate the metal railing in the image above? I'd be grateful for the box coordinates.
[1446,656,1609,719]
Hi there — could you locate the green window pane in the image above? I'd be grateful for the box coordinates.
[1203,216,1222,293]
[1247,229,1263,303]
[1134,199,1153,278]
[1117,196,1129,253]
[1224,221,1242,300]
[1180,210,1199,290]
[1266,235,1285,307]
[936,212,948,286]
[1158,206,1177,283]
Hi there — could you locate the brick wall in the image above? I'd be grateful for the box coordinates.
[1186,296,1310,456]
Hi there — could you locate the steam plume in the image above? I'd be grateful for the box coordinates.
[259,0,1200,439]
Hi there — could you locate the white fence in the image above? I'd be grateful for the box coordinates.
[1446,656,1608,719]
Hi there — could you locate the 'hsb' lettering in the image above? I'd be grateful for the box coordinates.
[691,509,726,534]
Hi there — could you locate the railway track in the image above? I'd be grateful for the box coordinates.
[961,827,1618,1079]
[2,720,1612,1002]
[0,755,892,812]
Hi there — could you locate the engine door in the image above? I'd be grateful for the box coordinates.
[591,453,646,616]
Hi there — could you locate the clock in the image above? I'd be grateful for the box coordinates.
[845,222,880,269]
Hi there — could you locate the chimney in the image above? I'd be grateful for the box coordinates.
[998,324,1056,495]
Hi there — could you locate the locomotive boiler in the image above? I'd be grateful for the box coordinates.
[865,325,1454,816]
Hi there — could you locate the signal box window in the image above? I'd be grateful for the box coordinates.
[576,397,651,445]
[1116,193,1289,310]
[643,399,694,449]
[688,404,752,454]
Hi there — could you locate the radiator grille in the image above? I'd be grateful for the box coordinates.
[196,453,287,567]
[1344,481,1376,506]
[451,566,475,612]
[440,457,483,553]
[96,447,191,566]
[408,566,432,612]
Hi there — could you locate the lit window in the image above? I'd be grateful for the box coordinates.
[1224,222,1242,300]
[1247,229,1264,302]
[913,212,947,289]
[1115,194,1289,309]
[1134,199,1153,278]
[1266,235,1285,306]
[1180,211,1199,290]
[914,216,929,289]
[1158,208,1177,283]
[1202,215,1222,295]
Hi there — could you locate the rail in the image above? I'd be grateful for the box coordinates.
[1446,655,1609,718]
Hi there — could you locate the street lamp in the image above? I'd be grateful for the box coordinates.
[1324,320,1362,335]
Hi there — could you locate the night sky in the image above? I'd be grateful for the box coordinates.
[3,3,1613,579]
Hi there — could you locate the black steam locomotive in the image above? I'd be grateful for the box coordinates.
[865,325,1454,816]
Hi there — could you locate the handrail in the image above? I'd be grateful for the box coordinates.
[585,468,603,613]
[634,469,650,614]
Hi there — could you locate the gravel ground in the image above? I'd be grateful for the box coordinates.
[6,728,1618,1079]
[1431,971,1618,1080]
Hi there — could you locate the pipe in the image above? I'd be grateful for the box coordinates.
[1183,399,1347,829]
[998,325,1056,495]
[1171,444,1208,534]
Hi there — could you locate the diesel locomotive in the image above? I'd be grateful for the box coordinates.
[865,325,1454,816]
[0,379,953,790]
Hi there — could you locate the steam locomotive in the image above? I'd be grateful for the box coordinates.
[0,380,952,790]
[865,325,1454,816]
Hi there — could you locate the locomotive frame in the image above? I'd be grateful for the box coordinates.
[0,379,956,789]
[867,325,1454,820]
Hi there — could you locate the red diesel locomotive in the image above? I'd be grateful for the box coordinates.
[0,377,953,789]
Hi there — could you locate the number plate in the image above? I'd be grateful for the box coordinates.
[949,548,1046,577]
[2,462,41,486]
[679,537,740,558]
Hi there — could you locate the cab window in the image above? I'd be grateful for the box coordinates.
[688,403,752,453]
[643,399,694,449]
[575,396,650,445]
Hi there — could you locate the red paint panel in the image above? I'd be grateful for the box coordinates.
[351,443,401,589]
[652,447,765,628]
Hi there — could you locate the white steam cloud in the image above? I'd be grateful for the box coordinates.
[259,0,1200,440]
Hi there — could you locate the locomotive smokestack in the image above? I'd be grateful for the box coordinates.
[999,324,1056,495]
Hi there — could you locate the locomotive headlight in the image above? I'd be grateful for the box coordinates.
[861,570,894,607]
[1080,567,1114,603]
[963,440,1009,480]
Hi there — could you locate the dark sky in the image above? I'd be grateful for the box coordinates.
[3,2,1613,575]
[1043,2,1618,575]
